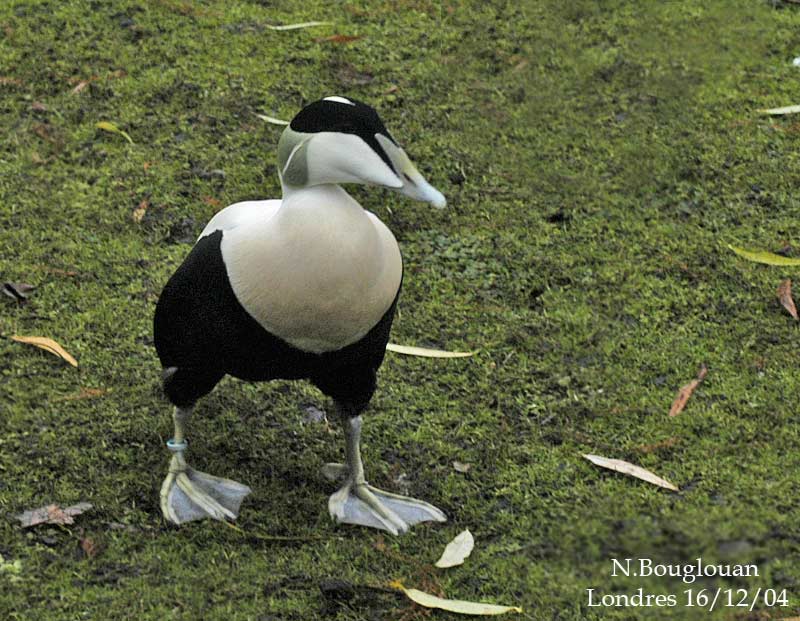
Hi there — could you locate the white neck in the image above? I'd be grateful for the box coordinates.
[276,183,368,227]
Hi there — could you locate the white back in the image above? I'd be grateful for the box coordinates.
[199,200,281,240]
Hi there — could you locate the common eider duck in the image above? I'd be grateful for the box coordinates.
[154,96,447,535]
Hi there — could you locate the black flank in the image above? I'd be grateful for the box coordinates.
[153,230,399,412]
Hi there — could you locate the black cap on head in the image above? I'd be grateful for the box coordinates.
[290,97,398,171]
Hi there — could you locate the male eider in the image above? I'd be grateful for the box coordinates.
[154,96,447,535]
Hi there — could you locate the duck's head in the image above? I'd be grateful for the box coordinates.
[277,96,446,208]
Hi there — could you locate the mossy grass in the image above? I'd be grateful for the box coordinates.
[3,1,800,619]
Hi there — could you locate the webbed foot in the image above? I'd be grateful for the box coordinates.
[328,475,447,535]
[161,448,251,524]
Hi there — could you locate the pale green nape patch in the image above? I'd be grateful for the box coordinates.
[276,126,309,187]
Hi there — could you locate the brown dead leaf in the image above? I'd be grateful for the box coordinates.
[132,199,149,223]
[11,335,78,367]
[668,364,707,417]
[314,34,363,44]
[583,454,679,492]
[40,266,78,277]
[15,502,92,528]
[635,437,680,454]
[202,196,221,207]
[56,387,108,402]
[384,84,399,95]
[143,161,154,171]
[79,537,100,559]
[777,279,798,320]
[453,461,471,473]
[31,101,48,112]
[0,76,23,86]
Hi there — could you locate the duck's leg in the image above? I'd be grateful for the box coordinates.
[326,407,446,535]
[160,405,252,524]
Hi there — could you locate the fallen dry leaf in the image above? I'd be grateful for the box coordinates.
[264,20,331,30]
[669,364,707,417]
[583,454,679,492]
[392,582,522,615]
[386,343,474,358]
[11,335,78,367]
[435,529,474,568]
[3,282,35,303]
[635,437,680,454]
[729,244,800,266]
[453,461,471,473]
[15,502,92,528]
[70,80,91,95]
[56,387,108,402]
[778,279,798,320]
[202,196,221,207]
[759,104,800,115]
[132,199,149,223]
[314,34,363,44]
[0,76,23,86]
[31,101,48,111]
[96,120,134,144]
[79,536,100,559]
[38,265,78,277]
[255,112,289,125]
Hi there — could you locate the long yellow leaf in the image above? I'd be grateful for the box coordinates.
[96,121,134,144]
[728,245,800,266]
[264,21,331,31]
[11,335,78,367]
[255,113,289,125]
[386,343,474,358]
[583,454,678,492]
[394,583,522,616]
[759,104,800,115]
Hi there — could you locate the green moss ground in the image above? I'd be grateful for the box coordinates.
[3,0,800,619]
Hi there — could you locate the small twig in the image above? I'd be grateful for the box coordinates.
[221,521,324,542]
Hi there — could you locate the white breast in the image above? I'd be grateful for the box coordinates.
[220,185,402,354]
